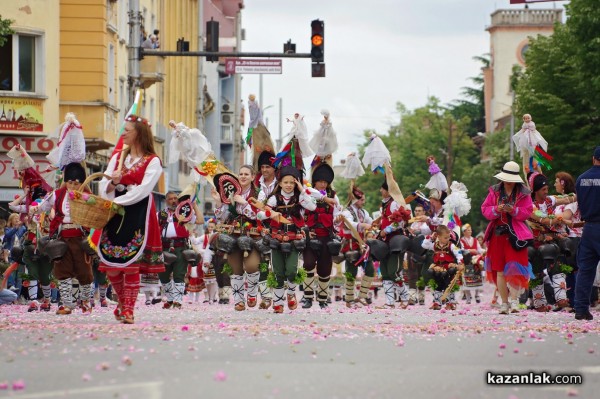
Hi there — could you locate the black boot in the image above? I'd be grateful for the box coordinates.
[302,298,313,309]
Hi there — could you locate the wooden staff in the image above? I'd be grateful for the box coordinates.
[248,197,291,224]
[441,267,463,302]
[117,144,129,172]
[339,215,365,248]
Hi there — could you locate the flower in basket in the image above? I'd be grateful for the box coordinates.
[72,191,82,200]
[81,193,89,201]
[68,191,75,199]
[103,201,112,209]
[87,197,96,205]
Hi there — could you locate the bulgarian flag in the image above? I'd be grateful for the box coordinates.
[87,89,144,250]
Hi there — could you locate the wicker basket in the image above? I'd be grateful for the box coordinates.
[68,172,123,230]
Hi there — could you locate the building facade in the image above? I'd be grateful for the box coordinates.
[483,8,562,133]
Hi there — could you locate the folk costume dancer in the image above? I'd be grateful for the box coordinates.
[339,186,375,308]
[7,145,54,312]
[422,225,464,310]
[459,224,485,304]
[98,115,165,324]
[407,204,432,305]
[158,191,197,309]
[213,165,262,311]
[258,166,316,313]
[481,162,533,315]
[32,163,95,315]
[191,219,217,303]
[527,173,575,312]
[256,151,278,309]
[553,172,582,309]
[375,181,413,309]
[302,162,341,309]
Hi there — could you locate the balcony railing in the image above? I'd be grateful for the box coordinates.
[489,9,562,27]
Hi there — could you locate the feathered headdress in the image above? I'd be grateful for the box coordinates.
[46,113,86,171]
[309,109,338,166]
[361,134,390,174]
[168,120,212,182]
[442,181,471,233]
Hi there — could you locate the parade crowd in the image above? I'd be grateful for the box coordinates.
[1,106,599,324]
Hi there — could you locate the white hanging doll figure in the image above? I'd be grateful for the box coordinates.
[309,109,338,164]
[284,113,313,159]
[512,113,550,174]
[46,113,86,173]
[425,155,448,193]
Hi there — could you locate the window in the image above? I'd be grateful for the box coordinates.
[0,34,40,93]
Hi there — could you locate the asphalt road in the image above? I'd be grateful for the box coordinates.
[1,290,598,399]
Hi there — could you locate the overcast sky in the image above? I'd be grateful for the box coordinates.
[239,0,568,163]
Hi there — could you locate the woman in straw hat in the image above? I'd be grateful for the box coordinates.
[481,161,533,315]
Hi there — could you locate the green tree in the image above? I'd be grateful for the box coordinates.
[514,0,600,177]
[0,15,15,47]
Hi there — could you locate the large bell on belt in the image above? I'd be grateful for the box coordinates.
[309,239,322,251]
[344,250,360,264]
[237,235,255,257]
[10,245,24,263]
[332,254,345,264]
[182,249,199,264]
[163,251,177,266]
[538,243,559,262]
[279,242,293,254]
[81,238,97,256]
[254,239,271,255]
[217,233,237,254]
[327,239,342,256]
[557,237,576,258]
[367,239,389,261]
[44,239,68,261]
[37,236,51,254]
[388,234,409,254]
[407,235,426,257]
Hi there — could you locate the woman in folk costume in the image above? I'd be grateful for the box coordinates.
[257,166,317,313]
[190,218,217,303]
[212,165,263,311]
[481,161,533,315]
[7,145,54,312]
[459,224,485,304]
[97,115,165,324]
[301,162,341,309]
[552,171,581,309]
[363,135,413,309]
[32,162,95,315]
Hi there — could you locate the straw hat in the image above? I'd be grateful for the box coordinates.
[494,161,524,184]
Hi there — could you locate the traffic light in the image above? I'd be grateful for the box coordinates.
[206,18,219,62]
[311,19,324,63]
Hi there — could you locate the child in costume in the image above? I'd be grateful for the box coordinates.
[257,166,316,313]
[422,225,464,310]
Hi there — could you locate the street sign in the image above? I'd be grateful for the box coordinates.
[509,0,564,3]
[225,58,282,74]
